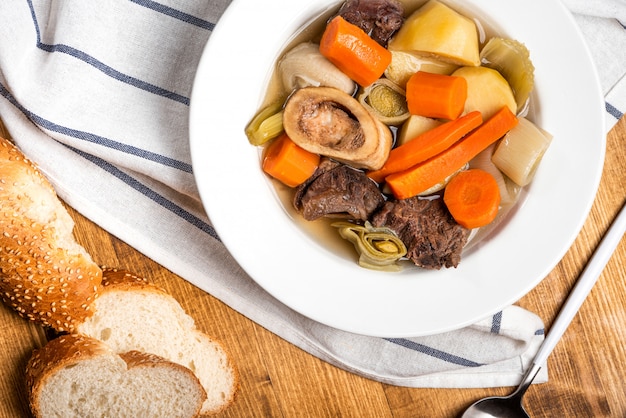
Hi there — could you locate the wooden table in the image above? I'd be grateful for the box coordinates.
[1,116,625,417]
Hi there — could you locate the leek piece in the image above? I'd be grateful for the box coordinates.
[332,221,407,272]
[245,102,284,146]
[491,117,553,187]
[358,78,409,125]
[384,50,458,88]
[480,37,535,114]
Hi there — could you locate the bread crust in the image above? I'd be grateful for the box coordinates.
[0,137,101,331]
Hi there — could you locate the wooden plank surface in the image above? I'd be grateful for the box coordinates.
[1,116,624,417]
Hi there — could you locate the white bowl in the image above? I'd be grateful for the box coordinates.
[189,0,605,337]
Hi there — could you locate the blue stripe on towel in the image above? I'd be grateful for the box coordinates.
[384,338,484,367]
[490,311,502,334]
[606,101,624,121]
[129,0,216,30]
[26,0,196,106]
[68,144,220,241]
[0,83,192,172]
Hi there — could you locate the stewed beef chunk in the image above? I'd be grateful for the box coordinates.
[371,196,470,269]
[338,0,404,47]
[293,158,385,221]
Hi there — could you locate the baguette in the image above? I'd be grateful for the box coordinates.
[0,137,102,332]
[0,138,238,415]
[75,268,239,415]
[26,334,207,418]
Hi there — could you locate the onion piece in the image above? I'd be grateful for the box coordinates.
[278,42,356,95]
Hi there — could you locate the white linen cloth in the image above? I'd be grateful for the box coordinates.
[0,0,623,388]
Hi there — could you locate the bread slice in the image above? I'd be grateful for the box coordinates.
[75,268,238,415]
[0,137,102,332]
[26,334,207,418]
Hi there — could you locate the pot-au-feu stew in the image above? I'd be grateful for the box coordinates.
[246,0,552,272]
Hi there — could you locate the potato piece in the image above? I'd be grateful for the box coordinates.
[388,0,480,67]
[452,66,517,120]
[397,114,442,146]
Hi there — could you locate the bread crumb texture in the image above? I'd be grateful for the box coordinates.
[76,268,239,415]
[0,137,102,331]
[26,334,207,418]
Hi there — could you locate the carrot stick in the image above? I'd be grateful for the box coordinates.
[386,106,518,199]
[405,71,468,120]
[262,133,320,187]
[367,110,482,183]
[443,169,501,229]
[319,16,392,87]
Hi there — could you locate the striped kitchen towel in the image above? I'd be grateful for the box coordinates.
[0,0,622,388]
[563,0,626,128]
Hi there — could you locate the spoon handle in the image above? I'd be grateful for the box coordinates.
[532,200,626,366]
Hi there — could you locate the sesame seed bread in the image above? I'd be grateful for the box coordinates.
[1,138,238,415]
[0,137,102,332]
[26,334,207,418]
[75,268,239,415]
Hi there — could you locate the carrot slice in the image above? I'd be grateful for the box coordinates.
[367,110,482,183]
[320,16,392,87]
[262,133,320,187]
[444,169,501,229]
[405,71,468,120]
[386,106,518,199]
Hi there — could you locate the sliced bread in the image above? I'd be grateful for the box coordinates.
[26,334,207,418]
[75,268,239,415]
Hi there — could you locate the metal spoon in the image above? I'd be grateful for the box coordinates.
[461,201,626,418]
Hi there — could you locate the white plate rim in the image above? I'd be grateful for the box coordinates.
[189,0,606,337]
